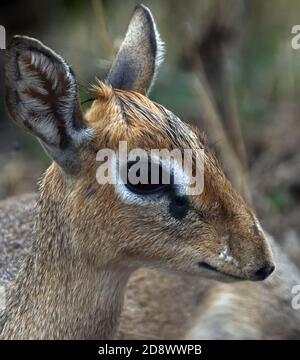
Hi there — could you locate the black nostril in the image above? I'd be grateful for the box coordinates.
[253,264,275,281]
[269,265,275,274]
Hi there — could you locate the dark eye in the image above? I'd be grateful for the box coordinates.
[124,161,172,195]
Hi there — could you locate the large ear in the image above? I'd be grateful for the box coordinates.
[5,35,92,174]
[107,4,164,95]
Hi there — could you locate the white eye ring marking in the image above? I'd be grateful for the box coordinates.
[115,155,189,206]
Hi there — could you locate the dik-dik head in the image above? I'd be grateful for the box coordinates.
[5,5,274,281]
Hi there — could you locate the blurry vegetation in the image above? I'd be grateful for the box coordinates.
[0,0,300,241]
[267,187,293,214]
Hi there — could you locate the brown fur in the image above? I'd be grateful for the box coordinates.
[186,236,300,340]
[1,196,300,339]
[1,5,275,339]
[1,82,274,339]
[0,194,207,340]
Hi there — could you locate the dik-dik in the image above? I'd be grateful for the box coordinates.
[0,5,274,339]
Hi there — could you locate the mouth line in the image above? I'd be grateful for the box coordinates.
[197,262,243,281]
[198,262,217,272]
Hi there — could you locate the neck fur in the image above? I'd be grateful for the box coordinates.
[2,175,132,339]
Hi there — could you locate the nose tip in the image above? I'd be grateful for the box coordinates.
[252,264,275,281]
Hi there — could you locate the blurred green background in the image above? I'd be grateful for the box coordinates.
[0,0,300,251]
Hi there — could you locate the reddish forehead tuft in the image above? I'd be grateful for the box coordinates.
[87,82,206,153]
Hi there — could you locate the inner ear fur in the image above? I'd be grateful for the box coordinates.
[5,35,92,174]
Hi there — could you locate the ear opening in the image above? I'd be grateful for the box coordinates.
[106,4,165,95]
[5,35,92,174]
